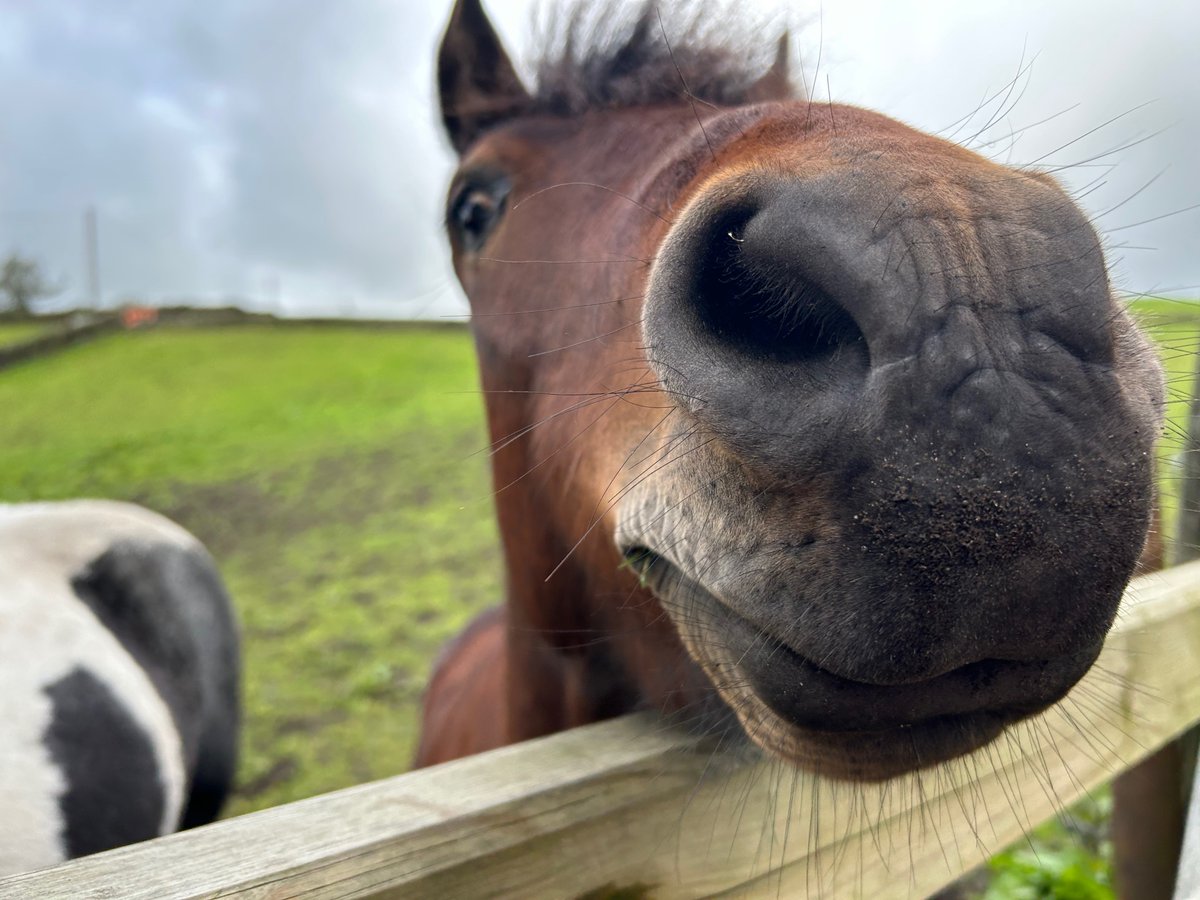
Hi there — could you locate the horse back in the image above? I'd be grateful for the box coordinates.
[413,606,508,768]
[0,501,240,873]
[69,535,241,829]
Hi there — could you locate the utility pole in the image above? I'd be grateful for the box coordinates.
[84,206,101,307]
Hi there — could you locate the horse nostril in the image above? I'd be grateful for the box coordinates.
[654,194,871,374]
[644,189,876,453]
[693,215,868,365]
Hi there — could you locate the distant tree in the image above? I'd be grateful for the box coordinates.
[0,253,58,317]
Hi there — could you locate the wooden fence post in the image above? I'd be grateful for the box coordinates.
[1112,344,1200,900]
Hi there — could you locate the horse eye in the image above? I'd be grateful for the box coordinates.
[451,182,509,251]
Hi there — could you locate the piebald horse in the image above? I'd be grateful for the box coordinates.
[0,500,240,875]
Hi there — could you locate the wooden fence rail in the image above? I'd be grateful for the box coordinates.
[4,561,1200,899]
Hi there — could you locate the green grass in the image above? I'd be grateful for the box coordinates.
[1,303,1197,886]
[985,792,1115,900]
[0,325,502,814]
[1129,298,1200,543]
[0,321,48,346]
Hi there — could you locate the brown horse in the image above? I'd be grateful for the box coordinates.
[418,0,1167,884]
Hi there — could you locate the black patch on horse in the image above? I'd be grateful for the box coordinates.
[70,540,240,829]
[42,668,165,858]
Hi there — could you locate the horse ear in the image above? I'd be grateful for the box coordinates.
[438,0,532,155]
[745,32,795,103]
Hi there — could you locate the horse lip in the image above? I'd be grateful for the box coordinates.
[621,540,1092,773]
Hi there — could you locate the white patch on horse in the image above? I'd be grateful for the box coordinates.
[0,501,194,874]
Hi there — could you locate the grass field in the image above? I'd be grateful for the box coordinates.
[0,321,47,347]
[1130,298,1200,542]
[0,325,501,814]
[1,303,1197,892]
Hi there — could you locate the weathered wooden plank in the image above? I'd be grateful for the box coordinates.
[4,562,1200,900]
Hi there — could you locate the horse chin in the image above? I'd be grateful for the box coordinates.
[624,547,1055,782]
[724,695,1011,784]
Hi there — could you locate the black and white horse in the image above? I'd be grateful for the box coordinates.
[0,500,240,875]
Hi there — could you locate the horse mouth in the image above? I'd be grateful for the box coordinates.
[621,546,1100,782]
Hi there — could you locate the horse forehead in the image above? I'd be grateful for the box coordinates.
[730,104,1029,193]
[478,101,1042,227]
[470,107,716,188]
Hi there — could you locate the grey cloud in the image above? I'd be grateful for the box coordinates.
[0,0,1195,317]
[0,0,460,316]
[807,0,1200,296]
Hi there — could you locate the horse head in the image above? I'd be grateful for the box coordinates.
[429,0,1165,781]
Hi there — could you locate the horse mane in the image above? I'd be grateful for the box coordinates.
[530,1,800,116]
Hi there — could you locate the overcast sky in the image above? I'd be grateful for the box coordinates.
[0,0,1196,318]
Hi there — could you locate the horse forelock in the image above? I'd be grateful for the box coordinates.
[528,0,800,118]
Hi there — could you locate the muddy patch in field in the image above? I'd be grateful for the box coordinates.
[138,444,442,558]
[237,756,299,799]
[275,710,350,737]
